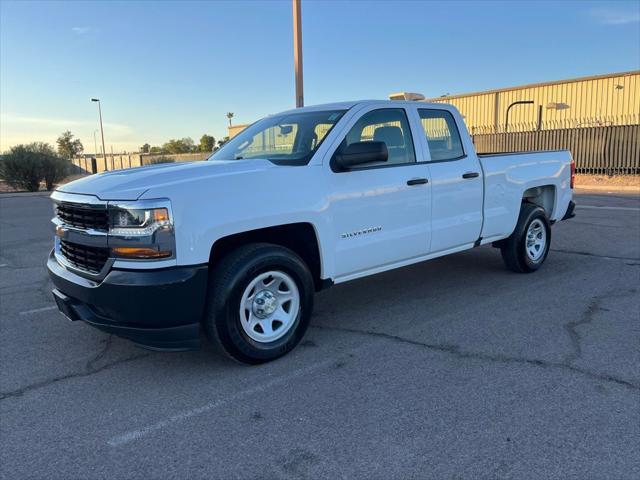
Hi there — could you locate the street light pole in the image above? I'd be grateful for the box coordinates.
[93,130,98,159]
[292,0,304,108]
[91,98,107,170]
[505,100,534,132]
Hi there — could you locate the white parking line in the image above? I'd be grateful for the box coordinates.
[577,205,640,212]
[19,306,57,315]
[0,264,8,267]
[107,317,434,448]
[108,355,340,447]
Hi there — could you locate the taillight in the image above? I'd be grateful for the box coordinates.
[570,159,575,189]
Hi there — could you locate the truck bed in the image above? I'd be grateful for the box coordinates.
[477,150,573,243]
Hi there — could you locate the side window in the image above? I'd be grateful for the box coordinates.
[418,109,465,161]
[345,108,416,166]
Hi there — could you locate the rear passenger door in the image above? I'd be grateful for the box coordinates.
[414,108,483,253]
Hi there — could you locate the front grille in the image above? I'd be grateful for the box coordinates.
[59,240,109,274]
[56,203,109,231]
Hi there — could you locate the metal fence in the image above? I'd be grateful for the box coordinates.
[469,114,639,135]
[471,122,639,175]
[71,152,210,175]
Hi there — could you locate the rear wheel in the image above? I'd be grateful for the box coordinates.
[204,243,314,364]
[500,203,551,273]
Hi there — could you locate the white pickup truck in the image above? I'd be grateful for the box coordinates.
[48,100,575,363]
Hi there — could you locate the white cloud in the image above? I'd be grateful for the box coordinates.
[590,7,640,25]
[71,26,91,35]
[0,114,136,152]
[1,114,132,134]
[1,114,84,128]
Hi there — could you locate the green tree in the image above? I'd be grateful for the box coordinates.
[56,130,83,159]
[184,137,195,152]
[0,142,69,192]
[149,146,162,154]
[140,143,151,153]
[162,137,194,154]
[217,137,229,148]
[226,112,234,127]
[199,134,215,152]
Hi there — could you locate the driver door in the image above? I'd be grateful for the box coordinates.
[327,106,432,280]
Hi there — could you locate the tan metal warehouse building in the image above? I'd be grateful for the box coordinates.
[426,71,639,133]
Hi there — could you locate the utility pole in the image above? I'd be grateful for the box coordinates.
[292,0,304,108]
[91,98,107,170]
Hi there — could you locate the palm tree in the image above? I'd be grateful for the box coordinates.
[226,112,234,127]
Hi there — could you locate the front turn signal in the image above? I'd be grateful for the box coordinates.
[111,247,172,259]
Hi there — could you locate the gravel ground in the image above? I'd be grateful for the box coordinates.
[575,174,640,188]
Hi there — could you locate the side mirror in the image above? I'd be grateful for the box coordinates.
[333,141,388,170]
[279,125,294,135]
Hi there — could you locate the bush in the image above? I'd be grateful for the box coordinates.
[146,156,175,165]
[0,143,70,191]
[41,155,70,190]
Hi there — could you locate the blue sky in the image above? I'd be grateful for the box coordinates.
[1,0,639,153]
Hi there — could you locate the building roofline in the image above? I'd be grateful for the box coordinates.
[425,70,640,102]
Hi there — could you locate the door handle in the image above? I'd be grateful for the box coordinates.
[407,178,428,186]
[462,172,480,179]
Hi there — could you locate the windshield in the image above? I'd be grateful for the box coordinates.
[209,109,346,165]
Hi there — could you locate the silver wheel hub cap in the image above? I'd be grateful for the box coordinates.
[239,271,300,343]
[252,290,278,318]
[525,218,547,262]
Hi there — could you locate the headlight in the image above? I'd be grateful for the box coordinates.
[110,206,171,236]
[108,199,175,260]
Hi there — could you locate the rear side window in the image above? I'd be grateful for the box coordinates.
[345,108,416,166]
[418,109,465,161]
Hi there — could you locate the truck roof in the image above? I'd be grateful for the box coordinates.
[275,99,448,115]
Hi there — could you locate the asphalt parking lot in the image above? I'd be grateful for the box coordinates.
[0,190,638,479]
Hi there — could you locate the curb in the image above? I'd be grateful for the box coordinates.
[575,185,640,193]
[0,191,52,198]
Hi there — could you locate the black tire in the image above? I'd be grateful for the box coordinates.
[204,243,314,364]
[500,203,551,273]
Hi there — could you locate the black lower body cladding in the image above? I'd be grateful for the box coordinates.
[47,250,208,350]
[562,200,576,221]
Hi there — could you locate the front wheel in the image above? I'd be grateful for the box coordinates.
[204,243,314,364]
[500,203,551,273]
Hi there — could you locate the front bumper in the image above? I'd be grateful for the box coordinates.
[47,250,208,351]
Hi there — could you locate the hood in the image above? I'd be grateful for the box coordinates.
[58,159,275,200]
